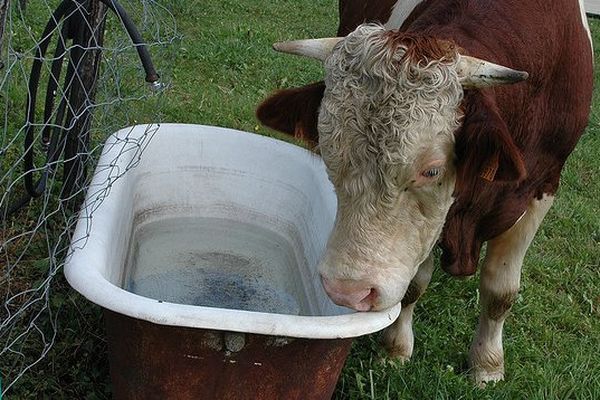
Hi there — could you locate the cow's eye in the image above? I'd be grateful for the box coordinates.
[422,168,440,178]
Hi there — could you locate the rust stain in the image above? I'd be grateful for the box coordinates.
[104,310,352,400]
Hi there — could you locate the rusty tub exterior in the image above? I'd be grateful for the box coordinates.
[105,310,352,400]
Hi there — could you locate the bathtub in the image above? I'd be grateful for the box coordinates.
[65,124,401,399]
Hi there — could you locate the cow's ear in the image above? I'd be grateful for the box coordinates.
[256,81,325,148]
[455,90,526,183]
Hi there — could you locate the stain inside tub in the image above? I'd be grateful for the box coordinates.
[122,217,308,315]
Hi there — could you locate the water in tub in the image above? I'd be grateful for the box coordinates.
[122,217,310,315]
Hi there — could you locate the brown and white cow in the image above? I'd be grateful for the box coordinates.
[257,0,593,385]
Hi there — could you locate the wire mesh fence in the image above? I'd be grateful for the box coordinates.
[0,0,178,394]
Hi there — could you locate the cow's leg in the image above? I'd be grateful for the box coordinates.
[382,253,435,362]
[470,195,554,386]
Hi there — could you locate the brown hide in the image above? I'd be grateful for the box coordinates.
[337,0,398,35]
[256,0,594,276]
[408,0,593,275]
[256,82,324,146]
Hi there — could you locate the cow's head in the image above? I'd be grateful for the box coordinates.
[269,24,527,311]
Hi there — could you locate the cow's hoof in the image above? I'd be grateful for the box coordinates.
[471,368,504,388]
[381,329,413,363]
[385,347,412,364]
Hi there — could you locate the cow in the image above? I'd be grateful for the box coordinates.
[256,0,593,386]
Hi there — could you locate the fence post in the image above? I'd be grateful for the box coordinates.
[0,0,9,56]
[61,0,107,204]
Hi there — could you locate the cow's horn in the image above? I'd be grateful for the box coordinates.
[456,55,529,88]
[272,38,343,61]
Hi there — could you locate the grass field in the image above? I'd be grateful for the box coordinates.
[2,0,599,398]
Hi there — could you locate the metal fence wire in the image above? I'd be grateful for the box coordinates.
[0,0,177,394]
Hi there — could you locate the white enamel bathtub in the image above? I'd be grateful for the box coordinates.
[64,124,401,339]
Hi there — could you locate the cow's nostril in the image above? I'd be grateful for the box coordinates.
[354,287,377,312]
[320,275,379,311]
[365,287,377,302]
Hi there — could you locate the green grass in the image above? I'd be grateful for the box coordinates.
[1,1,599,398]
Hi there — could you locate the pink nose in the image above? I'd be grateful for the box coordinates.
[321,276,377,311]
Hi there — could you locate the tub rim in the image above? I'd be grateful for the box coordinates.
[64,123,402,339]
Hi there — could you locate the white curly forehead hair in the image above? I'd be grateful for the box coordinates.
[318,24,463,201]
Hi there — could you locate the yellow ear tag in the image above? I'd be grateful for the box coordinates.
[480,152,499,182]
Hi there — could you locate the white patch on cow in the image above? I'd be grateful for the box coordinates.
[384,0,423,30]
[382,253,434,361]
[469,194,554,386]
[578,0,593,52]
[317,24,463,310]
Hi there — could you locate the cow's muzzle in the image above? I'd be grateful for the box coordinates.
[320,275,379,311]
